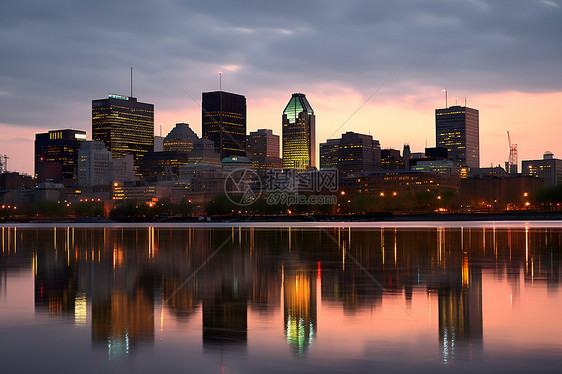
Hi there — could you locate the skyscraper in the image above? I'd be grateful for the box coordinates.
[35,129,87,185]
[92,94,154,173]
[435,105,479,168]
[246,129,282,174]
[282,93,315,170]
[202,91,246,159]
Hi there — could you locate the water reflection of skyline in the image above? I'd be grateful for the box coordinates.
[1,226,561,363]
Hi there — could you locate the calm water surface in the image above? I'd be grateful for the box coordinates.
[1,224,561,373]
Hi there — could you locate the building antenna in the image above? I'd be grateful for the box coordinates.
[160,123,163,137]
[130,67,133,97]
[464,97,467,107]
[443,88,448,108]
[219,71,222,91]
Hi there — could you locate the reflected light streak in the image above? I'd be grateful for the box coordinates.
[74,292,87,326]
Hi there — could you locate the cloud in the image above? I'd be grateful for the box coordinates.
[0,0,561,171]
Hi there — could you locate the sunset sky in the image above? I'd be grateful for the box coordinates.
[1,0,561,174]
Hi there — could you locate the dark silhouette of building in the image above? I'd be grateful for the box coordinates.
[246,129,282,174]
[141,151,191,178]
[34,129,87,185]
[0,172,33,190]
[403,144,411,170]
[320,132,380,174]
[381,149,404,170]
[92,94,154,174]
[202,91,247,159]
[163,123,199,153]
[319,138,340,169]
[282,93,316,170]
[338,132,380,174]
[436,105,479,168]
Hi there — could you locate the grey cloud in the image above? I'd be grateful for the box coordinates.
[0,0,560,130]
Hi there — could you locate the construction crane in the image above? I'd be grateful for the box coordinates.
[506,131,517,175]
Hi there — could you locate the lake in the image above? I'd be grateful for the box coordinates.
[1,223,561,373]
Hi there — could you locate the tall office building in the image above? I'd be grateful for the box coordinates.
[247,129,282,173]
[282,93,316,170]
[436,105,479,168]
[338,132,380,173]
[202,91,246,159]
[319,139,340,169]
[35,129,87,185]
[163,123,199,152]
[92,94,154,173]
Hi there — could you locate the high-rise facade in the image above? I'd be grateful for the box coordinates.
[435,105,479,168]
[319,139,340,169]
[92,94,154,173]
[77,141,112,188]
[282,93,316,170]
[35,129,87,185]
[319,132,380,174]
[202,91,246,159]
[247,129,282,174]
[337,132,380,174]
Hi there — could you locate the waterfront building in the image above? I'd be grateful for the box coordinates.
[35,129,87,185]
[340,170,459,196]
[470,167,508,179]
[436,105,479,168]
[282,93,316,170]
[179,163,230,203]
[202,91,247,159]
[522,152,562,186]
[92,94,154,173]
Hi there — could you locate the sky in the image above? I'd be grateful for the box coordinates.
[1,0,561,174]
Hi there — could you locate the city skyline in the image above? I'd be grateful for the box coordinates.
[1,1,561,174]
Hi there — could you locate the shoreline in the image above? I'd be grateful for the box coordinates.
[2,211,562,228]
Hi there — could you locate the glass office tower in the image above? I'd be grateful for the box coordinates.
[202,91,247,159]
[282,93,316,170]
